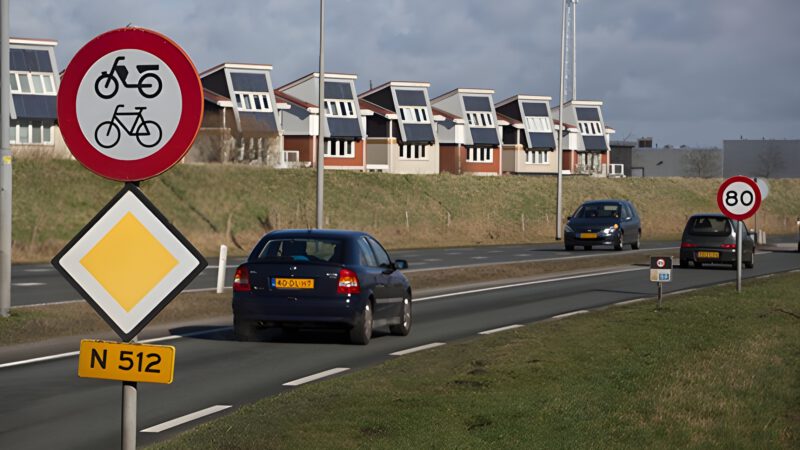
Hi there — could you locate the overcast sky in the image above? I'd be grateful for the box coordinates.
[12,0,800,147]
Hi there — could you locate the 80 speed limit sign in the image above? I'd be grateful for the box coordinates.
[717,175,761,221]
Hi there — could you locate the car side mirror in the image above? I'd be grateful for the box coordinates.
[393,259,408,270]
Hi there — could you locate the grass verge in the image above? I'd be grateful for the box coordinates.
[149,272,799,450]
[0,251,674,347]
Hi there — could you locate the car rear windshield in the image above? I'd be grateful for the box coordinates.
[574,203,621,219]
[687,217,731,236]
[255,238,344,263]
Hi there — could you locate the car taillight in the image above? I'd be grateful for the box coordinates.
[720,243,736,249]
[233,266,251,292]
[680,242,698,248]
[337,268,360,295]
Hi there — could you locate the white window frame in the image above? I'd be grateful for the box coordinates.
[324,100,357,118]
[399,144,429,161]
[466,147,493,163]
[525,150,549,165]
[399,107,429,123]
[9,120,54,145]
[234,91,272,112]
[525,116,552,133]
[466,112,495,128]
[10,71,56,95]
[579,120,603,136]
[324,139,356,158]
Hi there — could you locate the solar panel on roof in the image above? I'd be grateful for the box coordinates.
[402,123,435,144]
[12,95,57,119]
[328,118,362,138]
[230,72,269,92]
[10,49,52,72]
[238,111,278,133]
[325,82,353,100]
[395,89,426,107]
[521,102,549,117]
[576,107,601,121]
[463,96,491,112]
[470,128,499,146]
[583,136,608,151]
[529,132,556,149]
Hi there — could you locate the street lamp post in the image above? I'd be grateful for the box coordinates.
[556,0,567,241]
[316,0,325,229]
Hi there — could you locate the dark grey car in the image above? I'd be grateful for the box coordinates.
[679,214,754,269]
[564,200,642,251]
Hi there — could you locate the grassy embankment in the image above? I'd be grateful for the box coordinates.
[12,159,800,262]
[149,272,800,449]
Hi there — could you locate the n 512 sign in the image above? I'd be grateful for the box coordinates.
[717,176,761,221]
[78,340,175,384]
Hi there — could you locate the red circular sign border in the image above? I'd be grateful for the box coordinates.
[58,27,203,182]
[716,175,762,221]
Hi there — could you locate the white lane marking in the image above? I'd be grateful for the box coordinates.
[14,299,84,308]
[0,327,232,369]
[669,288,698,296]
[414,267,647,303]
[471,256,488,260]
[552,310,589,320]
[488,250,503,254]
[283,367,350,386]
[514,254,530,257]
[405,246,677,273]
[613,298,647,307]
[389,342,446,356]
[423,258,442,262]
[24,268,53,273]
[479,324,523,335]
[12,282,45,287]
[205,264,239,269]
[141,405,232,433]
[414,262,428,266]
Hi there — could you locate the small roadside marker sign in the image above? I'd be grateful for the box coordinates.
[650,257,672,283]
[78,340,175,384]
[52,184,207,342]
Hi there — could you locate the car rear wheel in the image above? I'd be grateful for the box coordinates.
[583,245,592,251]
[694,261,704,269]
[679,259,689,268]
[565,244,575,251]
[349,301,373,345]
[389,295,412,336]
[745,258,754,269]
[614,233,624,251]
[234,318,259,342]
[631,232,641,250]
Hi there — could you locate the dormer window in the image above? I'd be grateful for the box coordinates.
[234,91,272,112]
[525,116,552,133]
[10,71,56,95]
[578,121,603,136]
[324,100,356,118]
[399,107,429,123]
[466,112,494,128]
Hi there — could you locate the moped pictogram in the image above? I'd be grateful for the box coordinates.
[94,56,162,99]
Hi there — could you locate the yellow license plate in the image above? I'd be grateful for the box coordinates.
[274,278,314,289]
[579,233,598,239]
[697,251,720,259]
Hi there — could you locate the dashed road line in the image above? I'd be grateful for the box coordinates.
[552,310,589,320]
[141,405,232,433]
[479,324,523,335]
[12,282,45,287]
[389,342,446,356]
[283,367,350,386]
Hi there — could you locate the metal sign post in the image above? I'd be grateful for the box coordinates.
[55,27,205,450]
[716,176,761,294]
[650,257,672,309]
[0,0,11,318]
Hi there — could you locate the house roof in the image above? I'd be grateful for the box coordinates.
[553,118,577,130]
[431,87,495,103]
[278,72,358,92]
[274,89,316,110]
[431,106,459,120]
[10,37,58,46]
[359,80,431,98]
[495,112,521,125]
[200,62,273,77]
[495,94,552,108]
[359,99,396,118]
[203,88,233,107]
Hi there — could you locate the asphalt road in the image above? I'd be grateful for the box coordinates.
[9,239,683,307]
[0,250,797,449]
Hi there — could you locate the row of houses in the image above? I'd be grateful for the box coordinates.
[10,37,619,177]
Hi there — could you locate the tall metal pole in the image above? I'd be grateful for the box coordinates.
[316,0,326,229]
[556,0,567,241]
[0,0,12,318]
[121,380,137,450]
[571,0,577,100]
[736,220,742,293]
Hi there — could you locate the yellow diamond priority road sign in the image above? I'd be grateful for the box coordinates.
[52,184,207,341]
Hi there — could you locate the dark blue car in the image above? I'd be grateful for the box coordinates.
[564,199,642,251]
[232,229,411,345]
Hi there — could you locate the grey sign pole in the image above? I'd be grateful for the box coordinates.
[657,282,663,309]
[736,220,742,293]
[122,380,137,450]
[0,0,12,318]
[555,0,567,241]
[316,0,325,229]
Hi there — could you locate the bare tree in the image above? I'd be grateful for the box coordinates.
[682,149,721,178]
[757,143,785,178]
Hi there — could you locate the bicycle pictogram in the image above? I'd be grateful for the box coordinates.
[94,105,162,149]
[95,56,162,99]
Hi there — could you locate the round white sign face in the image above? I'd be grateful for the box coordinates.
[755,178,769,200]
[720,181,758,217]
[656,258,665,268]
[76,49,182,160]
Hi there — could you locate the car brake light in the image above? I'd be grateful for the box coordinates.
[233,266,251,292]
[680,242,698,248]
[337,268,360,295]
[720,243,736,249]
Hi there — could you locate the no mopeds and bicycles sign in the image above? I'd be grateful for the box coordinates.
[58,27,203,182]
